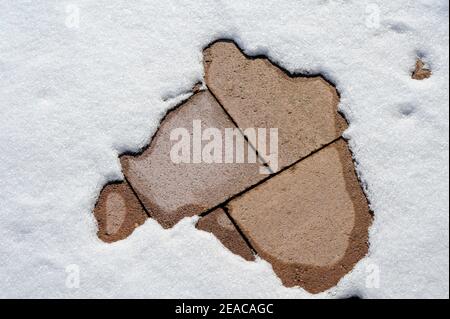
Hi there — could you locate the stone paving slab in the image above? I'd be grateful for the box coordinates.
[93,40,372,293]
[121,90,267,229]
[204,41,348,172]
[196,208,255,261]
[94,181,148,243]
[227,139,372,293]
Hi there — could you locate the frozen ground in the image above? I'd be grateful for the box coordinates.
[0,0,448,298]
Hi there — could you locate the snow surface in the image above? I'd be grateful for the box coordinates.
[0,0,448,298]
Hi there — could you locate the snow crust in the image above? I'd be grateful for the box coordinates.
[0,0,448,298]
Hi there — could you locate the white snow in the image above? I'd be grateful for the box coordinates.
[0,0,448,298]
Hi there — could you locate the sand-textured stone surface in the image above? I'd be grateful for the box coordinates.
[94,181,148,243]
[204,41,348,171]
[227,139,372,293]
[197,208,255,261]
[92,40,372,293]
[412,59,432,80]
[121,91,266,229]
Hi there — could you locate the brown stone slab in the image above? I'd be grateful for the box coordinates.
[196,208,255,261]
[94,181,148,243]
[121,91,267,229]
[227,139,372,293]
[91,42,372,294]
[412,59,431,80]
[204,41,348,172]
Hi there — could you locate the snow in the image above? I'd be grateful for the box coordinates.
[0,0,448,298]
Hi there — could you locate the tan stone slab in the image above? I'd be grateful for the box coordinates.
[196,208,255,261]
[412,59,431,80]
[91,42,372,294]
[94,181,148,243]
[227,139,372,293]
[204,41,348,172]
[121,91,267,229]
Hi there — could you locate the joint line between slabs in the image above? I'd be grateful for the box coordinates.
[205,85,274,174]
[223,206,259,257]
[199,135,344,220]
[124,176,153,220]
[123,87,344,231]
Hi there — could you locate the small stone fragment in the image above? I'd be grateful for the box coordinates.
[412,59,431,80]
[94,181,148,243]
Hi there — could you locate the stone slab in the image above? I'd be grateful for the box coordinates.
[204,41,348,172]
[227,139,372,293]
[121,90,267,229]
